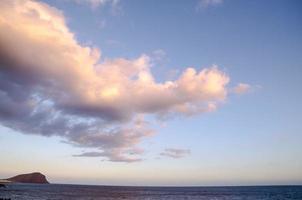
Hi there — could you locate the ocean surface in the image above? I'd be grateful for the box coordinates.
[1,184,302,200]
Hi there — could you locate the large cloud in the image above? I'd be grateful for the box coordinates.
[0,0,232,162]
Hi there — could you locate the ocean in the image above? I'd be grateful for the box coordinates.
[1,184,302,200]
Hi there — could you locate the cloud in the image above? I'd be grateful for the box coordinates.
[69,116,153,162]
[233,83,251,94]
[74,152,103,157]
[73,148,144,162]
[160,148,191,159]
[197,0,223,10]
[0,0,236,162]
[72,0,119,8]
[151,49,166,62]
[71,0,122,14]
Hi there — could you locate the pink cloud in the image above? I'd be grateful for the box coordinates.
[0,0,240,162]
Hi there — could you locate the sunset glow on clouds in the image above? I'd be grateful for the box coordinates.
[0,0,244,162]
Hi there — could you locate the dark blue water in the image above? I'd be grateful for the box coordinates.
[1,184,302,200]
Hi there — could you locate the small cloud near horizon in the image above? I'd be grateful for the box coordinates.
[160,148,191,159]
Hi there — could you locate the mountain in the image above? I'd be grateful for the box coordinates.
[6,172,49,184]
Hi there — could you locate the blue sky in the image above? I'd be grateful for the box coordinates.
[0,0,302,186]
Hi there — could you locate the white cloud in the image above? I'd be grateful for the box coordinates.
[0,0,239,162]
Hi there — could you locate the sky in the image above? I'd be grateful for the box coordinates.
[0,0,302,186]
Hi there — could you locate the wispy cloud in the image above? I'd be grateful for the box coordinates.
[70,0,122,14]
[160,148,191,159]
[196,0,223,10]
[0,0,241,162]
[106,39,122,47]
[151,49,166,62]
[74,149,145,163]
[72,0,119,8]
[233,83,251,94]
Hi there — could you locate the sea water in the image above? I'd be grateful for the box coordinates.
[1,184,302,200]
